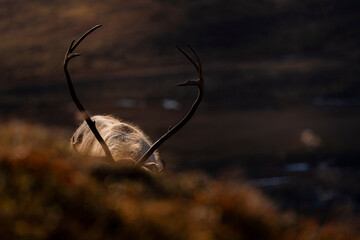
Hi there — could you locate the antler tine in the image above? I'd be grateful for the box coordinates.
[64,25,115,163]
[64,25,102,64]
[135,45,204,170]
[175,45,204,89]
[187,44,203,77]
[176,45,199,73]
[72,24,102,52]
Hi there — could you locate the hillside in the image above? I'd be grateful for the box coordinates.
[0,121,359,239]
[1,0,359,90]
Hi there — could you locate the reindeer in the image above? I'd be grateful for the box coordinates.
[63,25,204,172]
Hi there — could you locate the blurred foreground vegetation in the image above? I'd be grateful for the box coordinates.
[0,121,359,240]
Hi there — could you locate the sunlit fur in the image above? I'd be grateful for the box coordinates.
[71,115,164,172]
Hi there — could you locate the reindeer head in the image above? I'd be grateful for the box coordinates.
[64,25,204,172]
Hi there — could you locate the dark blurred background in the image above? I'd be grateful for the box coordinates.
[0,0,360,219]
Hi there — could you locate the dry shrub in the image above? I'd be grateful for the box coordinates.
[0,121,359,240]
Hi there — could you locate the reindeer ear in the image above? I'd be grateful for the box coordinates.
[144,162,159,172]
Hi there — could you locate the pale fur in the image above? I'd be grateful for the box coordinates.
[71,115,164,172]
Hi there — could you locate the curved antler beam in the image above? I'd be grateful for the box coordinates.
[135,45,204,168]
[64,25,115,163]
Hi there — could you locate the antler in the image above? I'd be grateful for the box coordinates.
[135,45,204,168]
[64,25,115,163]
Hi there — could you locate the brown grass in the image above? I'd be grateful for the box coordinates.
[0,121,359,239]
